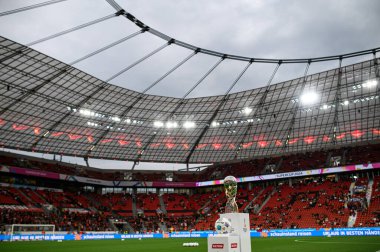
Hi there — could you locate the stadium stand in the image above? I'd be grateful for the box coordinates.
[250,179,351,230]
[1,143,380,233]
[354,176,380,227]
[1,143,380,183]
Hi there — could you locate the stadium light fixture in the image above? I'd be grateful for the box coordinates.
[87,121,99,127]
[166,121,178,128]
[363,80,377,88]
[300,91,319,105]
[211,121,219,127]
[111,116,121,122]
[183,121,195,129]
[153,121,164,128]
[79,109,92,116]
[242,107,252,115]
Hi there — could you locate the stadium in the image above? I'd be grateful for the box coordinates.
[0,0,379,251]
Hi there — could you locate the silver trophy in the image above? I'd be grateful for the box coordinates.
[223,175,238,213]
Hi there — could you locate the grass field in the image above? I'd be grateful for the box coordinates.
[0,236,379,252]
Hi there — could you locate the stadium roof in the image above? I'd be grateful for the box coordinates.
[0,0,379,164]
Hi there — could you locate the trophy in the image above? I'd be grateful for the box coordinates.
[208,175,251,252]
[224,175,239,213]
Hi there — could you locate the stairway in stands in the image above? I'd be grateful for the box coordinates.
[354,176,379,227]
[158,194,167,214]
[244,187,264,212]
[255,186,275,213]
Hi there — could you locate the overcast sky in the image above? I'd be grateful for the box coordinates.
[0,0,379,170]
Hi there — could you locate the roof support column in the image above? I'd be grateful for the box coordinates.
[332,58,343,144]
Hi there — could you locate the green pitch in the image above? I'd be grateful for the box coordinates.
[0,236,379,252]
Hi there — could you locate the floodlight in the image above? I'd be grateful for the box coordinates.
[153,121,164,128]
[111,116,121,122]
[242,107,252,115]
[166,121,178,128]
[211,121,219,127]
[363,80,377,88]
[300,91,319,105]
[183,121,195,128]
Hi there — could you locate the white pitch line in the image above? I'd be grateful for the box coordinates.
[294,239,380,245]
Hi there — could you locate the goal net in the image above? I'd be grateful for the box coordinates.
[5,224,55,241]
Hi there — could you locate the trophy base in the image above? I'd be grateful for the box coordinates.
[207,234,240,252]
[208,213,251,252]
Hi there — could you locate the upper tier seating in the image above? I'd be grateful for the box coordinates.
[1,143,379,183]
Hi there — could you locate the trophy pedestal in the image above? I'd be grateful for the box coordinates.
[207,234,240,252]
[208,213,251,252]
